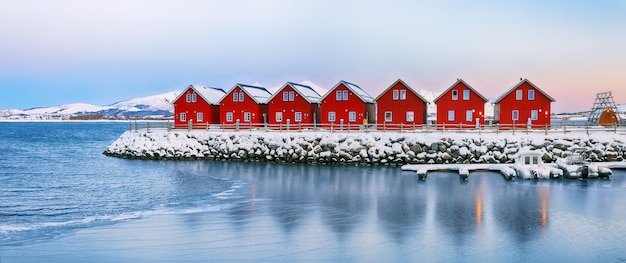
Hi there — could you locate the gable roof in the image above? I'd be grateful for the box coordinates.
[228,83,273,104]
[374,79,430,104]
[433,79,488,103]
[494,78,556,103]
[173,85,226,105]
[321,80,375,103]
[267,82,322,104]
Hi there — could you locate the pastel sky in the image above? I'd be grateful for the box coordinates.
[1,0,625,113]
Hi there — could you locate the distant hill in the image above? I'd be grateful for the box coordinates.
[0,91,179,120]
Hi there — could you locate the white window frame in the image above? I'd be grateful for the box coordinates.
[349,112,356,122]
[226,112,233,122]
[385,111,392,122]
[531,110,538,120]
[452,90,458,101]
[392,90,399,100]
[180,112,187,122]
[186,94,191,103]
[342,91,348,100]
[406,111,414,122]
[283,92,288,102]
[276,112,282,122]
[400,89,406,100]
[447,110,455,121]
[466,110,473,122]
[512,110,519,121]
[294,112,302,122]
[191,93,196,102]
[197,112,203,122]
[239,92,244,102]
[463,90,470,100]
[244,112,251,122]
[336,91,342,101]
[528,90,535,100]
[516,90,523,100]
[328,112,336,122]
[233,93,238,102]
[289,91,295,101]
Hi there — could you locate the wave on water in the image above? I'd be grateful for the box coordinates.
[0,176,247,246]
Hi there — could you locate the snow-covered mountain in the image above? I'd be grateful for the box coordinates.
[1,91,179,120]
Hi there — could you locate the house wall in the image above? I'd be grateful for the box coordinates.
[173,87,219,129]
[435,82,486,128]
[375,81,428,129]
[267,85,320,127]
[220,86,266,127]
[496,82,551,129]
[320,83,373,129]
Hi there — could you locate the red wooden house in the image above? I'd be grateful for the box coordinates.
[173,85,226,129]
[319,80,375,130]
[267,82,322,129]
[434,79,488,129]
[494,78,555,129]
[375,79,429,130]
[219,83,272,128]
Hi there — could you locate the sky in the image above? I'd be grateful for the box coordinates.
[1,0,625,113]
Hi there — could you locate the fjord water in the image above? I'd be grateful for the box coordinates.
[1,122,625,262]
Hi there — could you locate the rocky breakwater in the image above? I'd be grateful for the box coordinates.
[103,130,626,166]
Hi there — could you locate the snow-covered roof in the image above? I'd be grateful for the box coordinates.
[267,82,322,104]
[194,85,226,105]
[494,78,556,104]
[374,79,430,104]
[321,80,375,103]
[173,85,226,106]
[234,83,273,104]
[433,79,488,103]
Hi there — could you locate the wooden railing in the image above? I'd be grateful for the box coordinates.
[129,120,624,135]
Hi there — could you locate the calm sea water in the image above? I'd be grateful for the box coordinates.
[1,122,626,262]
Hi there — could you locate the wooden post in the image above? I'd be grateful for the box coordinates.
[512,121,515,135]
[544,123,548,135]
[147,121,150,133]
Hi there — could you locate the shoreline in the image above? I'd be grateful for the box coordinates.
[103,129,626,169]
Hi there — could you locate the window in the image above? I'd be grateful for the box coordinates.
[466,110,473,122]
[283,92,289,101]
[295,112,302,122]
[276,112,282,122]
[400,90,406,100]
[525,156,531,165]
[531,110,538,120]
[385,112,392,122]
[191,93,196,102]
[180,112,187,122]
[239,92,244,102]
[336,91,342,101]
[328,112,336,122]
[393,90,399,100]
[528,90,535,100]
[349,112,356,122]
[226,112,233,122]
[516,90,523,100]
[343,91,348,100]
[244,112,251,122]
[289,91,294,101]
[533,156,539,164]
[452,90,458,100]
[406,111,414,122]
[512,110,519,121]
[463,90,470,100]
[197,112,203,122]
[233,93,238,102]
[448,110,455,121]
[186,94,192,103]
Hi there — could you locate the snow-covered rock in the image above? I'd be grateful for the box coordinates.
[103,130,626,168]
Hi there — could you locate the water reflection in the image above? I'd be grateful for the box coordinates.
[163,161,626,261]
[493,181,550,243]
